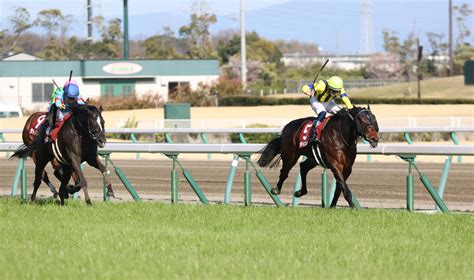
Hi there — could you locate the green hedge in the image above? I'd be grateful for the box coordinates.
[219,96,474,106]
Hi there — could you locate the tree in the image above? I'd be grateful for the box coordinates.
[382,30,416,79]
[217,32,282,65]
[179,0,217,59]
[35,9,71,38]
[454,44,474,74]
[425,32,449,76]
[221,55,263,84]
[105,18,122,42]
[453,2,473,46]
[364,53,404,79]
[8,6,33,51]
[142,27,182,59]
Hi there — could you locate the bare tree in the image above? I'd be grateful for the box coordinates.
[8,6,33,51]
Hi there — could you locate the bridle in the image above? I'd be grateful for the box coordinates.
[74,108,102,141]
[339,108,378,145]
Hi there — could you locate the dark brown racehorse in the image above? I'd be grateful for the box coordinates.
[257,106,379,208]
[12,105,114,205]
[22,112,62,198]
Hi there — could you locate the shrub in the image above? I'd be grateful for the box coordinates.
[219,96,474,106]
[87,93,164,111]
[229,123,278,143]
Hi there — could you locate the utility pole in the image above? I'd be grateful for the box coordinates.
[123,0,129,59]
[416,38,423,99]
[240,0,247,90]
[360,0,374,53]
[448,0,454,75]
[86,0,93,40]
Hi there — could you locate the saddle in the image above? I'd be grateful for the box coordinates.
[298,117,331,148]
[50,114,72,141]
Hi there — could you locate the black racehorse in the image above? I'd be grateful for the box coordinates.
[11,105,112,205]
[257,106,379,208]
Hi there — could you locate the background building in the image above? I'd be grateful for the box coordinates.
[0,55,219,110]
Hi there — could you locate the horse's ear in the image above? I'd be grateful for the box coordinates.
[99,105,103,113]
[367,103,371,111]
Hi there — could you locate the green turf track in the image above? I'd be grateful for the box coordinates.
[1,199,473,279]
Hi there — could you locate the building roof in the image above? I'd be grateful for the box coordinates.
[2,52,42,61]
[0,59,219,77]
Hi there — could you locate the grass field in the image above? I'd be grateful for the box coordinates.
[1,199,473,279]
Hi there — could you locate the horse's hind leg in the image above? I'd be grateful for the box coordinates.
[31,159,48,202]
[294,158,317,198]
[271,153,299,195]
[42,171,59,198]
[58,167,73,206]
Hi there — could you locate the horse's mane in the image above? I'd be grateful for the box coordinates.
[332,106,365,121]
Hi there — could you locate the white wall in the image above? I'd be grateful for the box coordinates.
[0,74,219,109]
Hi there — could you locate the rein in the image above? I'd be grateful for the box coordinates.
[73,110,97,140]
[337,108,374,146]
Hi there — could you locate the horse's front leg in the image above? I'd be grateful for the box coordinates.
[70,158,92,205]
[294,158,317,198]
[330,176,355,208]
[52,160,78,195]
[87,155,115,198]
[339,181,354,208]
[330,163,354,208]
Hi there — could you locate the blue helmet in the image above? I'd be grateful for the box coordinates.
[64,83,80,98]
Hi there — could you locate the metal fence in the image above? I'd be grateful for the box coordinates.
[284,78,411,93]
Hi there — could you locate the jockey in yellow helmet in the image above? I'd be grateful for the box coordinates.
[301,76,354,143]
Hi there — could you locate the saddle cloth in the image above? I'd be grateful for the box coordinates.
[50,114,72,141]
[28,113,48,138]
[298,117,330,148]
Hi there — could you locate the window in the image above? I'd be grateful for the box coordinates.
[100,80,135,96]
[168,81,190,93]
[32,83,54,103]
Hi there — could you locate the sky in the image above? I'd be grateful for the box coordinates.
[1,0,472,53]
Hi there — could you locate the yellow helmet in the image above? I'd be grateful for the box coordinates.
[327,76,343,91]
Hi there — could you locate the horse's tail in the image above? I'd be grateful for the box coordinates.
[257,136,282,168]
[9,143,35,159]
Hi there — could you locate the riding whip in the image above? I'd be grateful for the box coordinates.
[52,79,60,89]
[312,59,329,84]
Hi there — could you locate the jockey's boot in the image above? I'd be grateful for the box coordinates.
[45,124,53,143]
[309,121,319,144]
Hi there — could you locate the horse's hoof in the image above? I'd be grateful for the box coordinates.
[86,199,92,206]
[270,188,280,195]
[294,190,307,198]
[53,193,59,199]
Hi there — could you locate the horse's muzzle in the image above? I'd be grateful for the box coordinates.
[97,138,106,148]
[368,137,379,148]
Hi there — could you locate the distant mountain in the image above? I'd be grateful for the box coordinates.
[1,0,464,54]
[126,0,452,53]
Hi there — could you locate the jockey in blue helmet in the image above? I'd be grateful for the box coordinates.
[46,80,85,141]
